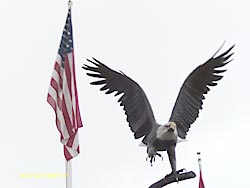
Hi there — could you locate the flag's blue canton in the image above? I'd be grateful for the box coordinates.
[58,9,74,66]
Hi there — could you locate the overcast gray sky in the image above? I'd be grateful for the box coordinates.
[1,0,250,188]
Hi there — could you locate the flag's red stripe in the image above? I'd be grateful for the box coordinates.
[50,78,62,111]
[64,146,73,161]
[54,61,63,87]
[54,61,61,75]
[47,94,57,112]
[76,104,82,128]
[71,51,83,128]
[64,55,72,99]
[62,96,74,136]
[72,108,76,129]
[50,78,58,92]
[66,129,77,147]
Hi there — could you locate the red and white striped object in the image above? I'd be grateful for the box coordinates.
[198,155,205,188]
[47,8,82,161]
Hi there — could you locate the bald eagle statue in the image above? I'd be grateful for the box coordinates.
[82,44,234,181]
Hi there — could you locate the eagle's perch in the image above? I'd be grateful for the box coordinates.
[149,169,196,188]
[83,43,234,183]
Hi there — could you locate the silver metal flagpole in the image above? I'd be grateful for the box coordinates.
[66,159,72,188]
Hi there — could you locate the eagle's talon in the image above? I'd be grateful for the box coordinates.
[156,152,163,161]
[177,168,187,173]
[169,171,179,183]
[147,152,163,166]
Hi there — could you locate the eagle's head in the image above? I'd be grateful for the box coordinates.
[156,122,177,140]
[166,122,177,132]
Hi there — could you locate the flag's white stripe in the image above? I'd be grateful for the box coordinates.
[67,53,76,126]
[51,70,60,85]
[60,117,70,140]
[48,85,58,101]
[72,131,79,150]
[65,146,77,158]
[68,53,77,128]
[62,66,73,126]
[59,80,70,140]
[56,54,62,64]
[65,143,78,157]
[68,53,73,75]
[61,138,68,145]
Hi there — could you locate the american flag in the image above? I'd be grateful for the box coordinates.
[47,8,83,161]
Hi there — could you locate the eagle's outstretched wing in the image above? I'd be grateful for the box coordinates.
[83,58,156,141]
[169,44,235,139]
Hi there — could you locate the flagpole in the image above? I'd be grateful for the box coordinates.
[66,160,72,188]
